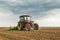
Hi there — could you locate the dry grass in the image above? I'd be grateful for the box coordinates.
[0,27,60,40]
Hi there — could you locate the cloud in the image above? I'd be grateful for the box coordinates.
[0,0,60,27]
[35,9,60,27]
[0,8,20,27]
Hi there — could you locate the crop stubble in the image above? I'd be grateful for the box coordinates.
[0,27,60,40]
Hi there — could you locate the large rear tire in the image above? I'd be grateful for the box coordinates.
[34,23,39,30]
[17,24,23,31]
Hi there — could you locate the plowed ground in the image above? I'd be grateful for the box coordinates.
[0,27,60,40]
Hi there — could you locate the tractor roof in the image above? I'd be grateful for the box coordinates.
[20,14,30,17]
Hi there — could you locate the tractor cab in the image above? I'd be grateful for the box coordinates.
[20,14,31,21]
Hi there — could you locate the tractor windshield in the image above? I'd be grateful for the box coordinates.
[20,17,30,21]
[25,17,30,21]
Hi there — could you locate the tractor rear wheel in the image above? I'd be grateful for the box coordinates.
[25,24,31,31]
[17,24,23,30]
[34,23,39,30]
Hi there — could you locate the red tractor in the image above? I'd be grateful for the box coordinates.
[17,14,39,31]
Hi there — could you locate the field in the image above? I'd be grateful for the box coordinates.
[0,27,60,40]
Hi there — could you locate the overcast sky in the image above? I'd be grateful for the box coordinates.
[0,0,60,27]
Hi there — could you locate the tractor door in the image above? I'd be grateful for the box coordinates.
[20,17,25,28]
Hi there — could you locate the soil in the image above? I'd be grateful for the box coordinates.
[0,27,60,40]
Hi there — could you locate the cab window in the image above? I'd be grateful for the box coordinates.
[20,17,25,21]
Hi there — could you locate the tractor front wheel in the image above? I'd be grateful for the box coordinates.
[25,24,31,31]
